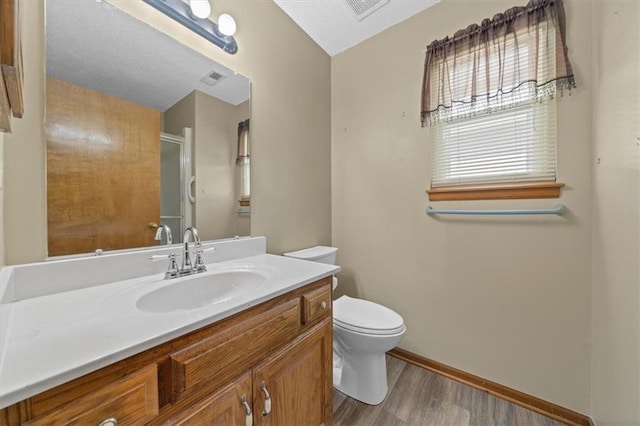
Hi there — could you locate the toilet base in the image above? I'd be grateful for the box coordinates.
[333,351,389,405]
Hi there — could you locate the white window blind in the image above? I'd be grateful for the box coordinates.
[236,119,250,200]
[429,19,558,188]
[431,100,557,187]
[239,156,250,199]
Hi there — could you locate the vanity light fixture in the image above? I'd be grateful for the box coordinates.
[188,0,211,19]
[142,0,238,54]
[217,13,236,36]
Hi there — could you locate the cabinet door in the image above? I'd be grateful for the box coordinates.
[165,372,253,426]
[252,319,332,426]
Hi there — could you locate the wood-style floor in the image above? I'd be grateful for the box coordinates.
[333,356,566,426]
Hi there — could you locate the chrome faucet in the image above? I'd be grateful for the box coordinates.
[150,226,212,279]
[154,224,173,245]
[182,227,206,274]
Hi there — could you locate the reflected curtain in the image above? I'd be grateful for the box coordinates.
[420,0,575,126]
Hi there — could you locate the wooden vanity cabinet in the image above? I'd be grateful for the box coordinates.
[0,278,333,426]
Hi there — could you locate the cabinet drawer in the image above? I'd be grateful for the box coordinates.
[170,298,301,402]
[25,364,159,425]
[302,284,332,325]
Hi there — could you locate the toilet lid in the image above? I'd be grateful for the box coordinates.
[333,296,405,335]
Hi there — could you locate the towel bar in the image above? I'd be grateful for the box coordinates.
[426,204,565,216]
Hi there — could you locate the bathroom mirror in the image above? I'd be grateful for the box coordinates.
[45,0,251,257]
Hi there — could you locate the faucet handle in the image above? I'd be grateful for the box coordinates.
[194,247,215,272]
[149,253,180,279]
[166,253,180,278]
[149,254,173,262]
[196,247,216,254]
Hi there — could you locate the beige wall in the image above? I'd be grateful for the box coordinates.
[332,0,593,414]
[163,91,196,135]
[2,0,331,264]
[2,0,47,265]
[591,1,640,425]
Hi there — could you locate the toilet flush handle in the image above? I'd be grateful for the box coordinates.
[260,381,271,418]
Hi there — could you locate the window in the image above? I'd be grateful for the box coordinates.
[236,119,250,204]
[432,100,556,187]
[239,156,250,200]
[420,0,575,200]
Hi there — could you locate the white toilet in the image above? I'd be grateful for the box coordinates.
[283,246,406,405]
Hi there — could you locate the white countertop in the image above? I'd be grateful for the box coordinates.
[0,253,339,409]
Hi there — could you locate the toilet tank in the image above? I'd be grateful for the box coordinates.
[283,246,338,265]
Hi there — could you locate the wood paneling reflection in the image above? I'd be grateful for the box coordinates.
[1,0,24,131]
[46,78,160,256]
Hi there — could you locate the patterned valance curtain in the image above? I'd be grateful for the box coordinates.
[236,119,249,165]
[421,0,575,126]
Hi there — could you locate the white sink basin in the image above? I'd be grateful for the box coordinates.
[136,270,266,313]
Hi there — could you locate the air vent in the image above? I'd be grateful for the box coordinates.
[344,0,389,21]
[200,71,227,86]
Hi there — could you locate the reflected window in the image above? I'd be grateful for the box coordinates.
[237,119,250,202]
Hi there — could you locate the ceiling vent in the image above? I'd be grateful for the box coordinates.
[344,0,390,21]
[200,70,226,86]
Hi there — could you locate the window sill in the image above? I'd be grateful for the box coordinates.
[427,182,565,201]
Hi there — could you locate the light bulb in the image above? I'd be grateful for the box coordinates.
[218,13,236,36]
[189,0,211,19]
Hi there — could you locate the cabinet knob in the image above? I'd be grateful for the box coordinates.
[319,300,327,310]
[98,418,117,426]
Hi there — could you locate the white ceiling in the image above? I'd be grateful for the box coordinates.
[274,0,441,56]
[46,0,250,111]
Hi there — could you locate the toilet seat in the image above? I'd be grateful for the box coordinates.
[333,296,405,336]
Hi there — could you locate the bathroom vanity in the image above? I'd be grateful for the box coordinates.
[0,237,338,425]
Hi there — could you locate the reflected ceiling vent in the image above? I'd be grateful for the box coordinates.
[344,0,390,21]
[200,70,226,86]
